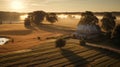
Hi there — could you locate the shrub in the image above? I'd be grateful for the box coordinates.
[55,38,66,48]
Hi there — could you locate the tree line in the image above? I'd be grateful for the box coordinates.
[24,11,58,27]
[0,11,21,24]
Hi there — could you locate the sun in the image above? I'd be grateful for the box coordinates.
[11,1,24,10]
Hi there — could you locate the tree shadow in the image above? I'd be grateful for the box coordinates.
[86,38,120,50]
[83,44,120,60]
[35,24,75,33]
[25,25,38,31]
[60,44,120,67]
[0,30,32,35]
[60,49,89,67]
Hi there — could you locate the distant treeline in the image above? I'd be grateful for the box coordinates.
[52,12,120,16]
[0,11,120,24]
[0,11,22,23]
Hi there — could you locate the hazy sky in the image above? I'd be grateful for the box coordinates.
[0,0,120,12]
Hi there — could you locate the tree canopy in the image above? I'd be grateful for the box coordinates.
[32,11,46,25]
[46,13,58,24]
[25,11,58,25]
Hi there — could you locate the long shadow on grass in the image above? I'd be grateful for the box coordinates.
[0,30,32,35]
[83,44,120,61]
[60,49,89,66]
[35,24,75,33]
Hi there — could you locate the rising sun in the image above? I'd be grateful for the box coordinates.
[11,1,24,10]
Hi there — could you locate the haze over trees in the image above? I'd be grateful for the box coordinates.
[31,11,46,25]
[0,11,20,24]
[24,11,58,27]
[46,13,58,24]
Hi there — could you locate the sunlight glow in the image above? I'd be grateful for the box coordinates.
[11,1,24,10]
[20,14,28,20]
[71,15,81,19]
[57,14,68,19]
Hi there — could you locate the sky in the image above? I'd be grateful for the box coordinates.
[0,0,120,12]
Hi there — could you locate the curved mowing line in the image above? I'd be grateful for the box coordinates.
[86,43,120,54]
[0,47,86,65]
[0,46,75,65]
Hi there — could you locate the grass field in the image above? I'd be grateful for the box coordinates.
[0,17,78,53]
[0,16,120,53]
[0,16,120,67]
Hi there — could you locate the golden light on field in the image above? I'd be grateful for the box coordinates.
[11,1,24,10]
[57,14,68,19]
[71,15,81,19]
[20,14,28,20]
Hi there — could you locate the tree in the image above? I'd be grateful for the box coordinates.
[112,24,120,39]
[32,11,46,25]
[0,12,5,24]
[0,15,2,24]
[24,16,31,28]
[101,12,116,39]
[111,24,120,45]
[27,11,58,25]
[46,13,58,24]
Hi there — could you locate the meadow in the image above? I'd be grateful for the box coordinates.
[0,14,120,53]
